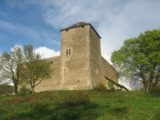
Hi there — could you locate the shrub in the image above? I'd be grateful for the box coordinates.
[150,87,160,97]
[0,84,14,95]
[18,86,32,96]
[94,84,107,92]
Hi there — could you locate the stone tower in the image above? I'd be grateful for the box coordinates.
[60,22,102,90]
[34,22,118,92]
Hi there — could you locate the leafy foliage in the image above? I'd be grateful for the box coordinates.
[0,44,51,94]
[111,29,160,91]
[18,86,32,96]
[20,45,51,94]
[150,87,160,97]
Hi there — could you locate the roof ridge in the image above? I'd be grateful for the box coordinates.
[60,22,101,39]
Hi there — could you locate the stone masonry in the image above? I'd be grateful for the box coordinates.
[35,22,118,92]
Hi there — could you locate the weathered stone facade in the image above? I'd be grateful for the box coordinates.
[35,22,118,92]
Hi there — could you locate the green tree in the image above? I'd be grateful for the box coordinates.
[111,29,160,91]
[0,45,51,94]
[0,47,23,95]
[21,45,51,94]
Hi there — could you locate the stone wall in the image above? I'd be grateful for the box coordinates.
[60,25,93,90]
[89,25,102,87]
[35,56,61,92]
[101,57,118,88]
[34,23,118,92]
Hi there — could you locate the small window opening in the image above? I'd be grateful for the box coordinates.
[66,49,68,55]
[68,49,71,55]
[66,48,71,56]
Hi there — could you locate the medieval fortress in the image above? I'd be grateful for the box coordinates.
[36,22,118,92]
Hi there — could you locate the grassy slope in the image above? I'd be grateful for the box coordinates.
[0,90,160,120]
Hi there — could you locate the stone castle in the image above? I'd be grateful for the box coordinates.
[35,22,118,92]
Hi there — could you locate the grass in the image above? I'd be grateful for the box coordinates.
[0,90,160,120]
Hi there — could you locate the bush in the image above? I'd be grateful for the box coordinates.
[94,84,107,92]
[0,84,14,95]
[18,86,31,96]
[150,87,160,97]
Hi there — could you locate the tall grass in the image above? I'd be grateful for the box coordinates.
[0,90,160,120]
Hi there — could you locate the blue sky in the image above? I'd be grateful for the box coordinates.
[0,0,160,61]
[0,0,60,56]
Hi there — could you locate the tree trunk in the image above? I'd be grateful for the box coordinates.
[31,86,35,94]
[148,72,154,90]
[13,79,18,95]
[153,74,160,88]
[14,84,18,95]
[140,73,148,91]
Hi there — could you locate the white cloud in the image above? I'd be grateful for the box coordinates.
[24,0,160,62]
[0,79,13,86]
[10,45,60,59]
[5,0,160,62]
[10,44,23,52]
[0,45,59,86]
[34,47,60,58]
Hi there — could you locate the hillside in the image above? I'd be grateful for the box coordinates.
[0,90,160,120]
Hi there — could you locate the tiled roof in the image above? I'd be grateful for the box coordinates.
[60,22,101,39]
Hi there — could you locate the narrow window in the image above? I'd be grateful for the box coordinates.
[66,49,68,55]
[69,49,71,55]
[66,48,71,55]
